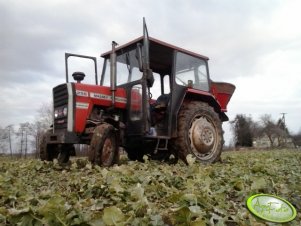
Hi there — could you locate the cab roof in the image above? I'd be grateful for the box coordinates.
[101,36,209,75]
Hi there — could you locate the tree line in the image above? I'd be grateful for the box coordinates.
[231,114,301,148]
[0,103,52,158]
[0,103,89,158]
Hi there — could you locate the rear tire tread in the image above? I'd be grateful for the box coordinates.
[171,101,222,164]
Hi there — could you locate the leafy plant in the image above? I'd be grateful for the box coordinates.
[0,150,300,225]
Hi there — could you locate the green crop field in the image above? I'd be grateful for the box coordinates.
[0,149,300,225]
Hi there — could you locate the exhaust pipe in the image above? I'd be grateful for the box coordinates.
[110,41,118,107]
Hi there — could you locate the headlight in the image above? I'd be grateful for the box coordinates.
[63,107,68,116]
[54,109,59,118]
[54,106,67,118]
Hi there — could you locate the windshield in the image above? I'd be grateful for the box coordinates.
[175,52,209,91]
[101,48,142,86]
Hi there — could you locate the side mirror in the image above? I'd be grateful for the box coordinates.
[136,43,143,72]
[146,69,154,87]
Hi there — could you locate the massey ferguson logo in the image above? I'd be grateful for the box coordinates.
[90,92,110,100]
[91,92,127,104]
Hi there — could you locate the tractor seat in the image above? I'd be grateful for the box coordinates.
[153,94,170,111]
[151,94,170,126]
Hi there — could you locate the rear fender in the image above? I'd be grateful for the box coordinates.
[170,87,228,138]
[184,89,228,122]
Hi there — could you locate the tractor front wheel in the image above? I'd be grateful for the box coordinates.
[57,144,74,164]
[88,124,119,167]
[39,130,59,161]
[172,101,222,164]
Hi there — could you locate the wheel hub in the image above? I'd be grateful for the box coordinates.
[189,117,216,156]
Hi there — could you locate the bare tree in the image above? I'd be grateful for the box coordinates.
[30,103,53,158]
[0,125,15,156]
[260,114,277,147]
[6,125,14,157]
[0,126,8,154]
[27,121,47,158]
[1,103,52,158]
[16,123,30,158]
[259,114,290,148]
[36,102,53,130]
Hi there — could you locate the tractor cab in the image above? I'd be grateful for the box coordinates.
[100,37,220,138]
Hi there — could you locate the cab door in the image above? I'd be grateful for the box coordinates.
[126,19,153,136]
[125,81,150,136]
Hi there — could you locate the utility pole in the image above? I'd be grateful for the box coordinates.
[280,113,287,127]
[7,126,12,158]
[20,129,23,158]
[25,129,27,159]
[19,123,29,158]
[280,113,288,145]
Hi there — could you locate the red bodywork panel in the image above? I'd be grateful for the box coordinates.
[72,81,235,132]
[73,83,143,133]
[74,83,127,133]
[186,81,235,113]
[210,82,236,112]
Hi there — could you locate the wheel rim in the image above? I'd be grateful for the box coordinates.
[189,115,218,160]
[101,138,114,166]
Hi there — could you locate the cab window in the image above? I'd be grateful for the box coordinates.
[101,49,142,86]
[175,52,209,91]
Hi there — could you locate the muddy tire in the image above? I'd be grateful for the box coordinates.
[171,101,222,164]
[57,144,74,164]
[39,130,59,161]
[88,124,119,167]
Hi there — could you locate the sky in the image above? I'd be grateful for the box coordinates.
[1,0,301,144]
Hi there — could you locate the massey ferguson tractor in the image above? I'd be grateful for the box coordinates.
[40,19,235,166]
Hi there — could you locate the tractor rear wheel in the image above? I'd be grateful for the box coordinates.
[172,101,222,163]
[88,124,119,167]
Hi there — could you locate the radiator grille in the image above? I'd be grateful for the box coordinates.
[53,84,68,129]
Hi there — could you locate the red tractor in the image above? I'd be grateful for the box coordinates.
[40,19,235,166]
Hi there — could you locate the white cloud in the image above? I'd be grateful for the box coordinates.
[228,37,301,127]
